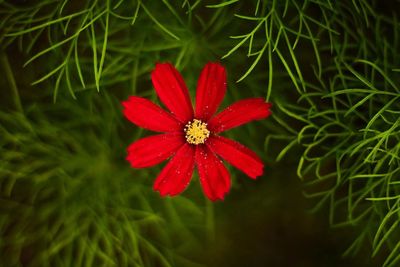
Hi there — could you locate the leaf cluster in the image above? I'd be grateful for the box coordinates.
[262,1,400,265]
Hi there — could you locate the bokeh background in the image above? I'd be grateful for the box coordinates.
[1,0,400,266]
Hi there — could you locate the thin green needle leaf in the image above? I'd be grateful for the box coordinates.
[282,29,305,91]
[297,156,305,179]
[31,61,66,85]
[74,40,85,88]
[1,53,23,113]
[53,65,65,103]
[277,139,298,161]
[344,62,378,90]
[97,1,110,91]
[304,18,321,78]
[222,36,249,59]
[131,0,141,25]
[237,43,267,82]
[266,42,273,101]
[344,93,375,116]
[383,242,400,267]
[373,213,399,256]
[275,47,301,94]
[113,0,124,9]
[5,9,88,37]
[206,0,239,8]
[90,18,99,91]
[234,14,265,21]
[255,0,261,15]
[140,2,180,40]
[365,96,399,131]
[355,59,400,92]
[65,62,76,99]
[23,10,107,66]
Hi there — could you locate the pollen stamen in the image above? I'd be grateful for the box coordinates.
[184,119,210,145]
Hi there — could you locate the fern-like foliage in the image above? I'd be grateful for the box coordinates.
[0,89,207,267]
[1,0,222,101]
[211,0,339,100]
[265,1,400,266]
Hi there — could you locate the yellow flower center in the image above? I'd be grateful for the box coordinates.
[184,119,210,145]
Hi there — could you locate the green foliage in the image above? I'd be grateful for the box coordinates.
[221,0,338,100]
[1,0,400,266]
[0,0,234,100]
[0,86,208,266]
[263,1,400,266]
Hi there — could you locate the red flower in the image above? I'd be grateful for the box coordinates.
[122,62,272,201]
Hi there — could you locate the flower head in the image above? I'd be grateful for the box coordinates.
[122,62,272,201]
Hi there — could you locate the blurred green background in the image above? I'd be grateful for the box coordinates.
[1,0,400,266]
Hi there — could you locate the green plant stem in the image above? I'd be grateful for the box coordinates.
[205,198,215,242]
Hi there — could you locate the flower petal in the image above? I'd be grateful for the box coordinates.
[126,133,185,168]
[195,62,227,121]
[208,98,272,133]
[151,63,194,122]
[153,144,195,196]
[122,96,182,132]
[207,135,264,179]
[196,145,231,201]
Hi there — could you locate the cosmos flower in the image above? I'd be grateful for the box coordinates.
[122,62,272,201]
